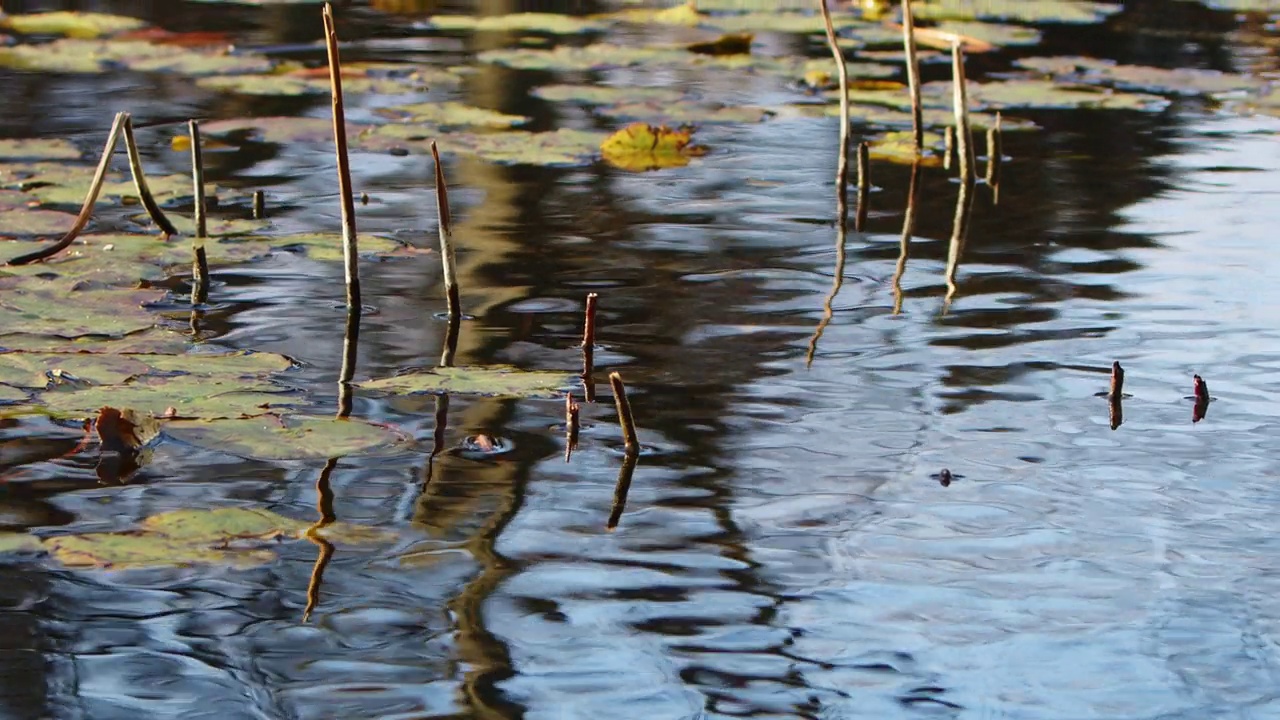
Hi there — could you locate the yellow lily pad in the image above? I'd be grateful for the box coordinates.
[0,137,81,160]
[0,38,272,75]
[418,13,606,34]
[375,101,531,128]
[0,11,148,39]
[601,123,708,172]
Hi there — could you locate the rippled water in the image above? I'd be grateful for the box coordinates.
[4,0,1280,718]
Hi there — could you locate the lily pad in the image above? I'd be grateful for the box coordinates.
[0,385,28,403]
[36,375,300,419]
[375,101,531,128]
[698,12,870,34]
[0,161,213,207]
[359,365,574,398]
[0,189,78,234]
[418,13,606,34]
[1016,56,1267,96]
[0,39,272,76]
[165,415,407,460]
[359,126,606,167]
[193,116,369,146]
[0,532,42,553]
[0,329,193,354]
[912,0,1123,24]
[596,99,773,124]
[0,11,148,39]
[0,138,81,160]
[0,352,152,388]
[196,63,450,97]
[831,78,1169,112]
[869,130,946,166]
[0,276,165,338]
[531,84,684,105]
[932,21,1043,47]
[601,123,709,171]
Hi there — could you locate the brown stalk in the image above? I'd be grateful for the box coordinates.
[337,305,360,419]
[1108,361,1125,399]
[122,115,178,236]
[901,0,924,152]
[609,372,640,456]
[943,125,955,171]
[943,164,975,312]
[6,111,127,266]
[564,393,580,463]
[188,120,210,306]
[818,0,850,205]
[951,41,975,184]
[431,141,460,323]
[985,112,1003,202]
[252,189,265,219]
[854,140,869,231]
[606,452,639,531]
[581,292,598,391]
[323,2,362,313]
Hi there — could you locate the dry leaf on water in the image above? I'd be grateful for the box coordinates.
[600,123,707,172]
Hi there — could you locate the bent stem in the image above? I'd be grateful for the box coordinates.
[303,456,339,622]
[6,111,126,266]
[818,0,850,204]
[122,116,177,236]
[609,372,640,456]
[902,0,924,152]
[188,120,210,306]
[324,2,362,313]
[431,141,461,323]
[606,452,639,530]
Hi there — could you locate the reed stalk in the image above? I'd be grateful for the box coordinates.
[323,2,361,312]
[122,115,178,236]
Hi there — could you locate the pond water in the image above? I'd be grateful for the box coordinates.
[3,0,1280,718]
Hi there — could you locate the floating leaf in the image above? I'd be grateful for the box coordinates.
[688,32,754,56]
[375,101,531,128]
[190,116,369,146]
[45,532,275,569]
[601,123,708,171]
[697,11,869,34]
[196,63,449,97]
[912,0,1123,24]
[0,533,42,554]
[477,42,893,78]
[0,352,151,388]
[165,415,407,460]
[0,11,148,39]
[0,161,214,207]
[531,84,684,105]
[932,21,1042,48]
[1016,56,1267,96]
[0,190,78,235]
[0,329,193,355]
[0,276,164,338]
[0,138,81,161]
[359,365,574,398]
[35,376,300,419]
[359,126,606,167]
[0,385,28,403]
[869,130,946,166]
[831,78,1169,112]
[601,2,703,26]
[418,13,606,34]
[0,38,272,75]
[598,99,773,124]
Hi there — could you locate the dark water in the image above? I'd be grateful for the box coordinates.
[4,1,1280,718]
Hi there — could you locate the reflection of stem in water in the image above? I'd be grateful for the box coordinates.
[609,372,641,456]
[818,0,850,201]
[564,393,580,462]
[950,42,975,184]
[985,112,1003,203]
[431,141,461,323]
[901,0,924,152]
[854,141,869,231]
[893,161,921,315]
[943,125,955,172]
[606,452,639,530]
[440,313,459,369]
[1109,395,1123,430]
[188,120,210,306]
[423,394,449,488]
[7,112,125,266]
[122,116,177,236]
[943,168,975,312]
[323,3,362,313]
[303,456,339,622]
[804,203,849,368]
[337,307,360,419]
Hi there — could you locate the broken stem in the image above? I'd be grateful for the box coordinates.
[431,141,461,323]
[902,0,924,152]
[606,452,639,531]
[564,393,580,463]
[323,2,362,313]
[818,0,850,204]
[951,41,975,184]
[122,115,178,236]
[1108,361,1125,399]
[581,292,598,391]
[188,120,209,306]
[6,111,126,266]
[609,372,640,456]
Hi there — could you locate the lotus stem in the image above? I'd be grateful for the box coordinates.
[818,0,850,207]
[431,140,460,324]
[337,305,360,419]
[985,112,1003,202]
[581,292,597,391]
[609,372,640,456]
[951,41,975,184]
[902,0,923,152]
[122,115,177,236]
[943,165,975,312]
[252,189,265,219]
[855,140,869,231]
[323,2,361,313]
[1109,361,1125,399]
[943,125,955,171]
[6,111,126,266]
[188,120,210,305]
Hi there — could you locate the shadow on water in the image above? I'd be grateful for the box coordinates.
[3,0,1280,717]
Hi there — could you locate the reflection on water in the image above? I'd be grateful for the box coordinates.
[4,0,1280,718]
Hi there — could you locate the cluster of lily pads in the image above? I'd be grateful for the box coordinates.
[2,0,1278,571]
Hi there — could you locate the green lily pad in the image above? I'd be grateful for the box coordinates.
[0,11,148,39]
[375,101,531,128]
[0,189,78,234]
[359,126,606,167]
[531,84,685,105]
[165,415,407,460]
[144,350,294,376]
[0,276,165,338]
[0,386,30,403]
[0,352,151,388]
[0,138,81,160]
[0,161,213,207]
[0,329,193,354]
[359,365,574,398]
[1016,56,1267,96]
[36,375,299,419]
[933,21,1043,47]
[196,63,450,97]
[0,532,42,553]
[195,116,369,146]
[419,13,606,34]
[869,130,947,165]
[45,532,274,569]
[834,78,1169,112]
[161,216,269,237]
[809,100,1033,131]
[0,39,272,76]
[912,0,1123,24]
[595,99,773,124]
